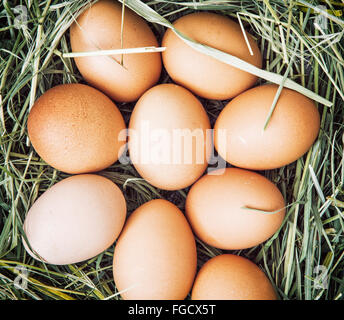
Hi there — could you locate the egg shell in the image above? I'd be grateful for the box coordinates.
[70,0,162,102]
[185,167,285,250]
[214,84,321,170]
[128,83,211,190]
[161,12,262,100]
[27,83,126,174]
[23,174,127,265]
[191,254,277,300]
[113,199,197,300]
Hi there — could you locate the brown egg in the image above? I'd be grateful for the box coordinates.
[162,12,262,100]
[185,167,285,250]
[70,0,161,102]
[192,254,277,300]
[23,174,127,265]
[27,83,126,174]
[113,199,197,300]
[214,84,321,170]
[128,83,211,190]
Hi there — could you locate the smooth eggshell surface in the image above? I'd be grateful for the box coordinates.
[214,84,320,170]
[113,199,197,300]
[191,254,277,300]
[23,174,127,265]
[162,12,262,100]
[27,83,126,174]
[185,167,285,250]
[128,83,211,190]
[70,0,161,102]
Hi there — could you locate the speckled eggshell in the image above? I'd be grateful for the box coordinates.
[185,167,285,250]
[27,83,126,174]
[113,199,197,300]
[70,0,162,102]
[191,254,277,300]
[23,174,127,265]
[128,83,211,191]
[214,84,321,170]
[162,12,262,100]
